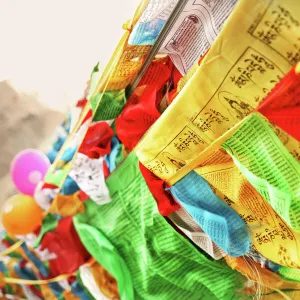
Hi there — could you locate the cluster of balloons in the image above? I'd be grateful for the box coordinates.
[1,149,50,235]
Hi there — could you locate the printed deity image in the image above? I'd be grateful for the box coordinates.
[0,0,300,299]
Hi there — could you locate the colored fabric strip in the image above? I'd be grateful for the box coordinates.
[195,150,300,268]
[61,176,80,196]
[78,122,114,159]
[105,136,123,173]
[60,147,77,164]
[247,249,282,273]
[129,18,166,45]
[168,208,224,260]
[40,217,90,277]
[76,271,95,300]
[222,113,300,232]
[262,106,300,141]
[79,264,110,300]
[89,263,119,299]
[135,0,300,182]
[49,192,85,217]
[139,162,180,216]
[75,152,245,300]
[70,280,92,300]
[170,170,250,257]
[74,221,134,300]
[257,64,300,141]
[279,267,300,282]
[69,153,111,205]
[225,256,300,296]
[20,243,49,278]
[16,244,67,298]
[116,62,170,150]
[34,214,59,249]
[90,90,126,122]
[116,85,160,151]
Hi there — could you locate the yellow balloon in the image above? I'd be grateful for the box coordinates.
[1,194,43,235]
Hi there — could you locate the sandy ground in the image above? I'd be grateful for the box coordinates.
[0,81,64,228]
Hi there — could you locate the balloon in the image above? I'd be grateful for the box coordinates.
[10,149,51,196]
[1,194,44,235]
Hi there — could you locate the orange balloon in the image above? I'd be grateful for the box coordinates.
[1,194,43,235]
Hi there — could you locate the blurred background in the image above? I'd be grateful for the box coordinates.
[0,0,140,204]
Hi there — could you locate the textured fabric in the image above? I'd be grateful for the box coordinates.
[88,63,100,98]
[116,85,161,150]
[76,271,95,300]
[61,176,80,196]
[75,152,245,300]
[116,61,171,151]
[49,192,85,217]
[90,90,126,122]
[279,267,300,282]
[257,64,300,141]
[139,162,180,216]
[71,281,93,300]
[18,243,48,278]
[40,217,90,277]
[18,243,68,298]
[47,149,59,164]
[222,113,300,231]
[105,136,123,173]
[169,208,224,260]
[74,222,134,300]
[46,116,69,163]
[89,263,119,299]
[69,154,111,205]
[45,168,67,188]
[129,18,166,45]
[171,171,250,257]
[61,147,77,163]
[225,256,300,294]
[247,249,281,273]
[34,214,59,248]
[78,122,114,159]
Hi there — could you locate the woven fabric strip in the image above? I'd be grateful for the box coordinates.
[75,152,245,300]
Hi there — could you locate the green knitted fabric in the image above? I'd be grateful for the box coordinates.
[90,89,126,121]
[222,113,300,231]
[279,267,300,282]
[74,152,245,300]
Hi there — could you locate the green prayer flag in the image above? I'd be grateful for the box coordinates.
[222,113,300,232]
[88,62,100,98]
[75,152,245,300]
[90,90,126,121]
[45,168,67,187]
[280,267,300,282]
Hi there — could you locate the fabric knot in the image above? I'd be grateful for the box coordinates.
[122,19,133,32]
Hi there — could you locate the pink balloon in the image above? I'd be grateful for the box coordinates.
[10,149,51,196]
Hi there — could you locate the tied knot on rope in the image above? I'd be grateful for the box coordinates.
[122,19,133,32]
